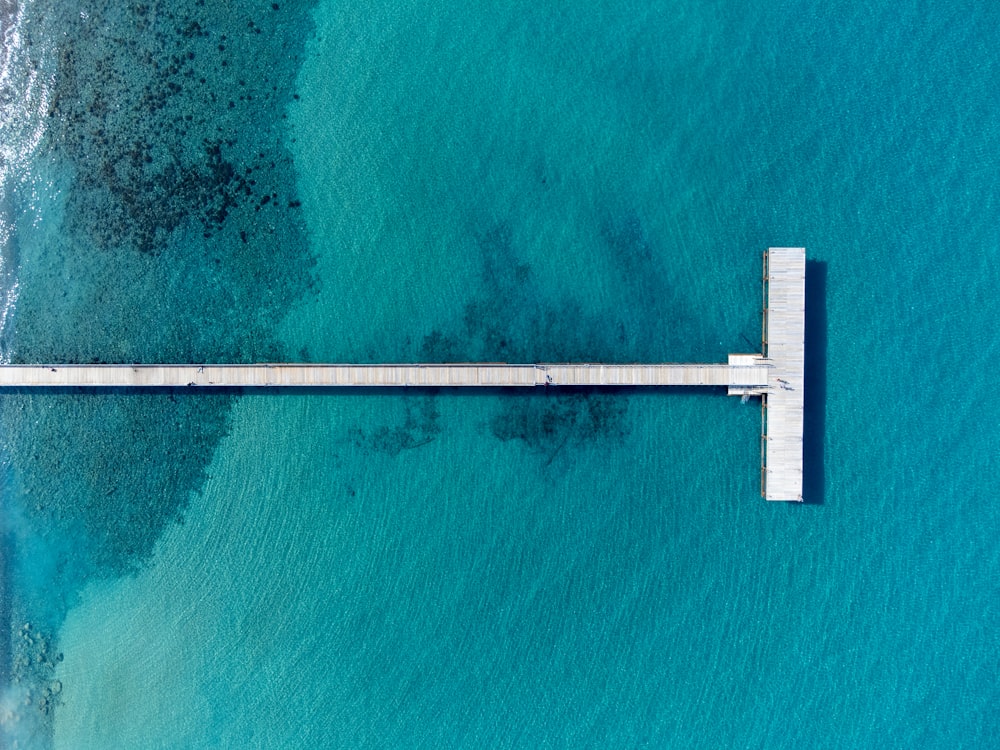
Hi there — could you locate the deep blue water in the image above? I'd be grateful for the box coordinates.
[1,0,999,747]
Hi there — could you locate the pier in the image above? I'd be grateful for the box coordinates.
[0,362,770,388]
[760,247,806,501]
[0,248,805,500]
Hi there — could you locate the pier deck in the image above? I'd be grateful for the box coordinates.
[0,248,806,501]
[761,247,806,501]
[0,362,770,389]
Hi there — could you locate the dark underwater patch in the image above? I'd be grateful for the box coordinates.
[597,206,699,359]
[489,389,630,466]
[425,220,617,365]
[7,0,318,579]
[3,3,319,732]
[348,394,441,457]
[416,217,645,458]
[0,389,231,575]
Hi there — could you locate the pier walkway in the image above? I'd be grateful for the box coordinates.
[0,248,805,500]
[761,247,806,501]
[0,361,770,389]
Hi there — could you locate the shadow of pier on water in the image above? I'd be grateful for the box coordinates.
[802,260,827,504]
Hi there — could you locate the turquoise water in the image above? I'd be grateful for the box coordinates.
[2,0,999,747]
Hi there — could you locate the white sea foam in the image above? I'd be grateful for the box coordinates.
[0,0,51,187]
[0,0,51,361]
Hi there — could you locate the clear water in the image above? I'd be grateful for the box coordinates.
[1,0,998,747]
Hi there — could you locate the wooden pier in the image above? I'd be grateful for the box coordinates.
[0,362,771,388]
[0,248,805,500]
[760,248,806,501]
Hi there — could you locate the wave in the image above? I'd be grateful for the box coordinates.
[0,0,51,362]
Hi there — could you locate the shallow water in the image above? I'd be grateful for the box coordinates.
[2,0,999,747]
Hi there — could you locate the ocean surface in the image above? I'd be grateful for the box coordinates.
[1,0,999,747]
